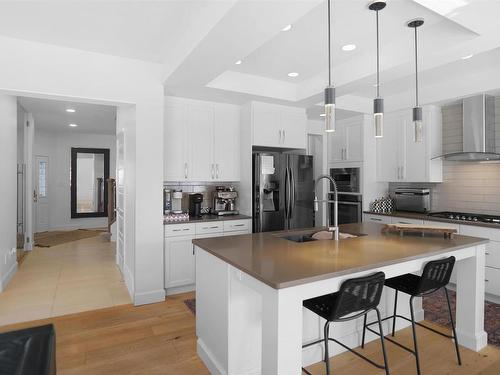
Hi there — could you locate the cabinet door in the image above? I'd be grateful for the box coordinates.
[188,105,214,181]
[376,113,403,182]
[327,124,345,163]
[214,104,240,181]
[363,213,392,224]
[252,103,281,147]
[403,112,426,182]
[164,102,188,181]
[391,217,423,225]
[345,121,363,162]
[280,110,306,149]
[164,236,195,288]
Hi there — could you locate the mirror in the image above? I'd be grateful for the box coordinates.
[71,148,110,218]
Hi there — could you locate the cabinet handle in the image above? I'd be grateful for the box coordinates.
[216,164,219,179]
[211,164,215,179]
[486,252,490,255]
[233,224,245,227]
[485,279,490,282]
[183,228,190,231]
[282,129,286,144]
[279,129,282,144]
[371,218,382,222]
[172,229,181,232]
[184,162,188,179]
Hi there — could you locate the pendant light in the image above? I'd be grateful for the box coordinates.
[369,1,386,138]
[324,0,335,132]
[407,18,424,143]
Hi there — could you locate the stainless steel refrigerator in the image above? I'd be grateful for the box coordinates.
[253,152,314,232]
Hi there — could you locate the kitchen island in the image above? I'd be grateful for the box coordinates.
[193,223,488,375]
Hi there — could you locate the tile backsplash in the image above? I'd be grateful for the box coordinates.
[164,181,240,211]
[390,98,500,215]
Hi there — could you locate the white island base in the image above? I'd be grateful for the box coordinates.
[195,244,487,375]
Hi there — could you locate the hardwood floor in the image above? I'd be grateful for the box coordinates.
[0,291,498,374]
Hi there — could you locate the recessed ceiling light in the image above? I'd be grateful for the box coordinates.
[282,24,292,32]
[461,54,474,60]
[235,60,242,65]
[69,123,78,127]
[320,113,326,117]
[66,108,76,113]
[288,72,299,77]
[342,44,357,51]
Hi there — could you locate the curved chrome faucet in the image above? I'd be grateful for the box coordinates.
[314,174,339,240]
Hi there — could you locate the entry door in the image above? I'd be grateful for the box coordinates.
[34,156,49,232]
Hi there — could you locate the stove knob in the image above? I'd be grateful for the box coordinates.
[455,215,460,220]
[473,217,478,221]
[467,216,472,221]
[460,215,466,220]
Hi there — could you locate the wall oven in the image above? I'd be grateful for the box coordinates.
[329,167,362,224]
[329,167,360,193]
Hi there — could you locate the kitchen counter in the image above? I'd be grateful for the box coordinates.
[193,222,487,289]
[364,210,500,229]
[163,213,251,225]
[195,222,488,374]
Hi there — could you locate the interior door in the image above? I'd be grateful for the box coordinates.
[34,155,49,232]
[287,155,314,229]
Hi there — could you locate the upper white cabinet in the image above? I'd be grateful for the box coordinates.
[164,97,240,182]
[251,102,306,149]
[328,117,363,163]
[376,105,442,183]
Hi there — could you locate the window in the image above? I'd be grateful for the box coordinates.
[38,160,47,198]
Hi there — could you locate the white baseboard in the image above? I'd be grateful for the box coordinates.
[166,284,195,296]
[133,289,165,306]
[123,264,134,299]
[0,262,18,292]
[197,339,227,375]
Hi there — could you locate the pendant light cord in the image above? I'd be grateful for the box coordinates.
[414,26,419,107]
[376,10,380,98]
[327,0,332,86]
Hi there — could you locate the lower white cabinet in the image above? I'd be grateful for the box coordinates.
[363,213,392,224]
[391,218,424,225]
[164,219,251,294]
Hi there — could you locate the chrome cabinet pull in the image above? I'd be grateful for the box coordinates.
[282,129,286,144]
[233,224,245,227]
[371,218,382,222]
[211,164,215,179]
[216,164,219,179]
[279,129,282,144]
[184,162,188,179]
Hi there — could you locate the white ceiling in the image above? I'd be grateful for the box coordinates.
[2,0,500,119]
[18,97,116,135]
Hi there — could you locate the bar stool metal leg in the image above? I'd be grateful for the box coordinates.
[392,290,398,337]
[324,321,331,375]
[444,288,462,365]
[375,308,390,375]
[409,296,422,375]
[362,313,367,349]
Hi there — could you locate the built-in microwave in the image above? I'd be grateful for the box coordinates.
[330,167,360,193]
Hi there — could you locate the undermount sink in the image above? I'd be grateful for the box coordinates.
[280,230,360,243]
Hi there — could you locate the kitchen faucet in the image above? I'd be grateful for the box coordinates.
[314,174,339,241]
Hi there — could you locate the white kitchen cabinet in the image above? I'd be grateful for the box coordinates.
[164,236,195,289]
[327,117,363,164]
[363,213,392,224]
[164,97,241,182]
[251,102,306,149]
[391,217,424,225]
[376,106,442,183]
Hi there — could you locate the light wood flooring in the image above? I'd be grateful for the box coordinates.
[0,234,131,326]
[0,291,498,375]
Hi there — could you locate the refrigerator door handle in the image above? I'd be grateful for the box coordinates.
[284,166,288,219]
[289,167,295,219]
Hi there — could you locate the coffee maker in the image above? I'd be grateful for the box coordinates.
[212,186,238,216]
[188,193,203,218]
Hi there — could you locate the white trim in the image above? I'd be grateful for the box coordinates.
[197,339,227,375]
[133,289,165,306]
[165,284,195,296]
[0,262,18,292]
[124,263,134,298]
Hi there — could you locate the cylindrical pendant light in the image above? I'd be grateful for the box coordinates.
[407,18,424,143]
[324,0,336,132]
[369,1,386,138]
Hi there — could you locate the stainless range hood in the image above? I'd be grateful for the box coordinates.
[433,94,500,161]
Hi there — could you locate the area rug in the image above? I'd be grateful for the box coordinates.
[34,229,106,247]
[184,299,196,315]
[423,288,500,348]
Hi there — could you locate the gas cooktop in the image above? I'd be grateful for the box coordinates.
[427,211,500,224]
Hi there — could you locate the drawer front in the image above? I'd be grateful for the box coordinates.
[485,267,500,296]
[423,220,460,232]
[223,230,249,237]
[391,217,423,225]
[363,214,392,224]
[460,224,500,242]
[165,223,196,237]
[486,241,500,269]
[224,219,251,233]
[196,221,224,235]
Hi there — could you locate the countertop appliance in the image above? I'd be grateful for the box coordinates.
[330,167,360,193]
[212,186,239,216]
[253,152,314,232]
[163,188,171,214]
[188,193,203,218]
[427,211,500,224]
[171,190,183,214]
[394,187,430,213]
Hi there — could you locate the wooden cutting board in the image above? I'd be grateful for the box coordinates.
[382,223,457,239]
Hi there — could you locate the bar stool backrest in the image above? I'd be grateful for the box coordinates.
[417,256,455,295]
[331,272,385,321]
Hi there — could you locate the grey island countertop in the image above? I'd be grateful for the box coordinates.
[192,222,488,289]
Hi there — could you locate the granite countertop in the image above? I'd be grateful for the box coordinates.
[363,211,500,229]
[164,214,251,225]
[192,222,488,290]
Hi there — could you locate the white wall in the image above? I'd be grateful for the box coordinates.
[0,95,18,291]
[33,129,116,230]
[0,35,164,304]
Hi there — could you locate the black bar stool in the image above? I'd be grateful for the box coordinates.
[302,272,389,375]
[363,256,461,375]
